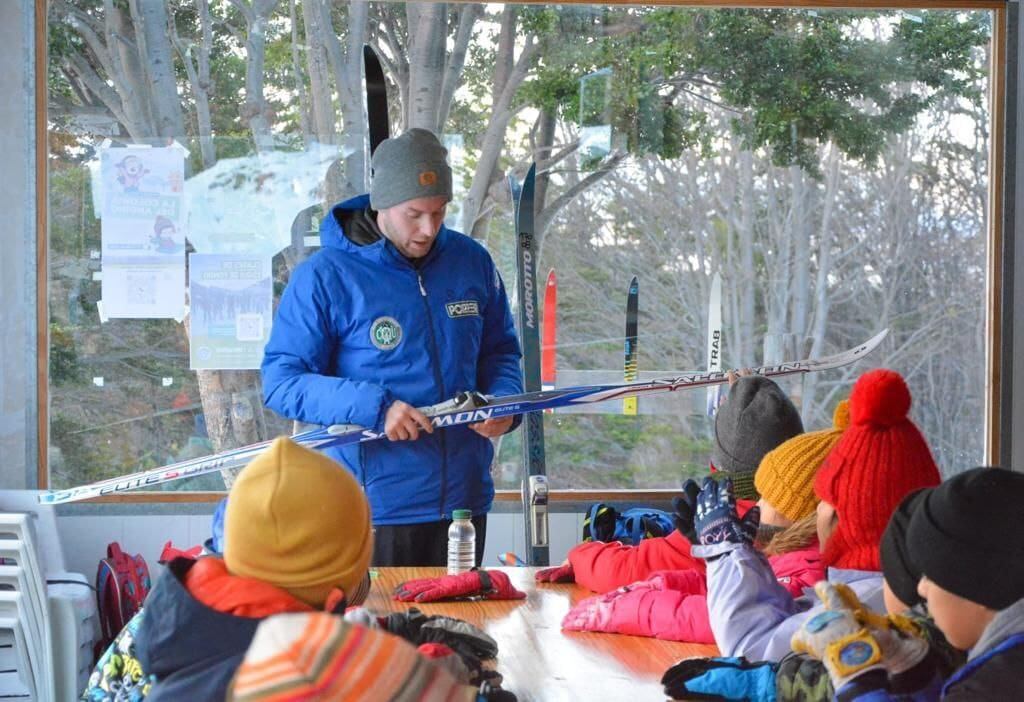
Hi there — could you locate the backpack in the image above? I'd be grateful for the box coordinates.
[95,542,151,651]
[582,503,675,545]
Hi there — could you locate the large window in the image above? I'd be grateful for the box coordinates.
[46,2,997,495]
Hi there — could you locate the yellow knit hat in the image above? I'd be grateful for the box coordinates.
[225,437,373,608]
[754,400,850,522]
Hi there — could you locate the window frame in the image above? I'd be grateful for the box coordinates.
[35,0,1012,503]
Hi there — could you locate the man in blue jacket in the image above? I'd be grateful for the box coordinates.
[261,128,523,566]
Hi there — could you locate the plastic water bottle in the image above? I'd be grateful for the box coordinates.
[447,509,476,574]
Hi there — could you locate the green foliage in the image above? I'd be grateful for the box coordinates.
[511,7,987,172]
[49,323,81,385]
[688,9,989,172]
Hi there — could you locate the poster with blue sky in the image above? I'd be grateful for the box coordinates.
[188,254,272,370]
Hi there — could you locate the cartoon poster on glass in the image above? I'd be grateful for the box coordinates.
[188,254,272,370]
[99,145,186,318]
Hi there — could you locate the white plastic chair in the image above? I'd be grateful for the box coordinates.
[0,597,39,700]
[0,494,96,701]
[0,540,52,701]
[0,619,33,699]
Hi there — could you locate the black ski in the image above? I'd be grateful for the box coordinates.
[513,164,549,566]
[624,275,639,415]
[363,45,389,156]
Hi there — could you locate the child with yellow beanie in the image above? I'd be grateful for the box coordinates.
[134,437,375,701]
[559,402,850,644]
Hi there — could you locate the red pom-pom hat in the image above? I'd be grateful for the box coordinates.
[814,369,941,571]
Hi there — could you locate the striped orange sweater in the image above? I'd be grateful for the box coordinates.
[228,612,476,702]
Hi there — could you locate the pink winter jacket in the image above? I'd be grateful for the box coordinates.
[561,545,823,644]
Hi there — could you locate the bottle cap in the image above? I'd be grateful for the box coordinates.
[452,509,472,520]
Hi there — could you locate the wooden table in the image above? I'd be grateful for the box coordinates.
[365,567,719,701]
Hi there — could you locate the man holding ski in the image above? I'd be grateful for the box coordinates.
[261,128,523,567]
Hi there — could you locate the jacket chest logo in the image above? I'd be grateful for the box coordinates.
[370,316,403,350]
[445,300,480,319]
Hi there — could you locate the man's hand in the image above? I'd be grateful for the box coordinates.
[470,416,513,438]
[384,400,434,441]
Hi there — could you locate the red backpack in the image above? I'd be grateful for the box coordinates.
[95,542,151,650]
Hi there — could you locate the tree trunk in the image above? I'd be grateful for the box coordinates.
[301,0,337,144]
[115,1,159,136]
[289,0,312,143]
[234,0,281,150]
[437,4,483,129]
[405,3,447,130]
[462,9,541,237]
[170,0,216,168]
[135,0,186,139]
[738,149,756,364]
[195,370,268,489]
[802,146,840,424]
[322,0,369,197]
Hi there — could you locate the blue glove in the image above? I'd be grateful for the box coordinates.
[694,477,760,546]
[661,656,777,701]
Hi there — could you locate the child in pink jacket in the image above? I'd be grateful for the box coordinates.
[561,402,850,643]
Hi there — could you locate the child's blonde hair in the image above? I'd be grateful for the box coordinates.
[761,512,817,557]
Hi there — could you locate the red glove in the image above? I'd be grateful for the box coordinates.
[394,570,526,602]
[535,562,575,583]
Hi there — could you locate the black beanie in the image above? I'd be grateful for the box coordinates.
[907,466,1024,610]
[711,375,803,499]
[880,489,927,608]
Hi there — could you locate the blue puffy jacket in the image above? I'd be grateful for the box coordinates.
[136,559,260,702]
[261,195,523,524]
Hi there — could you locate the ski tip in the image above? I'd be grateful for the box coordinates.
[860,328,889,354]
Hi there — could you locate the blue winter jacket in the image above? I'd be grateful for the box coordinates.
[135,558,261,702]
[261,195,523,524]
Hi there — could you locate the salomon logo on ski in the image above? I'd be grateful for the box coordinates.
[445,300,480,318]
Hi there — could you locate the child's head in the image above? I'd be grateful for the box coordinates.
[908,467,1024,650]
[224,437,374,609]
[813,369,940,571]
[712,375,804,500]
[879,488,927,614]
[755,399,849,530]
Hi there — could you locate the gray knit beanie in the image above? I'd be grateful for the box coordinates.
[369,128,453,210]
[711,375,804,499]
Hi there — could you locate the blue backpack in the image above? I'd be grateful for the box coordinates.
[582,503,675,545]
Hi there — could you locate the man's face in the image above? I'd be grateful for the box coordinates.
[377,195,448,259]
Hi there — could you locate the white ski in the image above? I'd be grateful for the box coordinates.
[40,329,888,504]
